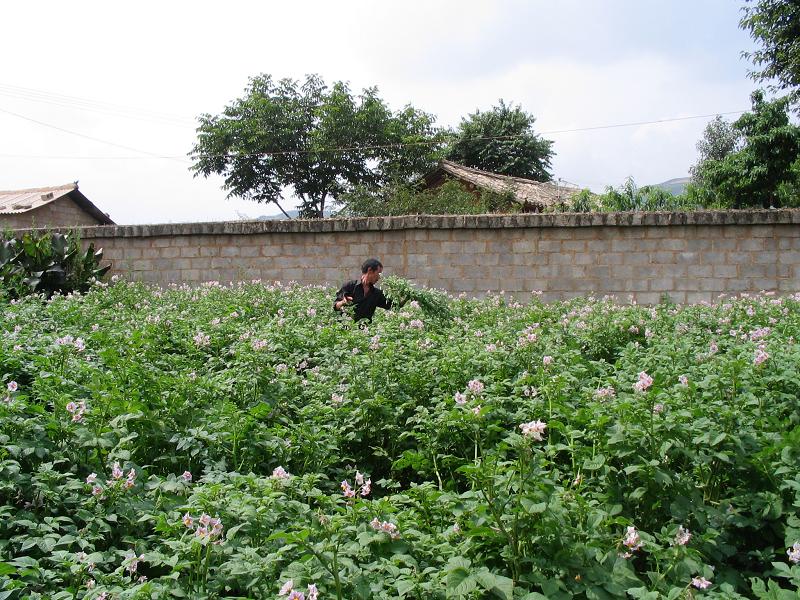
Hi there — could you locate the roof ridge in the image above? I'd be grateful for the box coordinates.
[440,160,567,188]
[0,182,77,195]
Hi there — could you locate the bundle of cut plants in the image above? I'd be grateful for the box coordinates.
[381,275,452,320]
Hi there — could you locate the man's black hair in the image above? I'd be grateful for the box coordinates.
[361,258,383,273]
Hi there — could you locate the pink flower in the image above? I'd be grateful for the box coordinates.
[182,512,194,528]
[66,401,78,413]
[341,480,355,498]
[199,513,211,527]
[519,420,547,441]
[287,592,305,600]
[471,405,481,416]
[674,525,691,546]
[361,479,372,496]
[210,517,224,538]
[652,403,664,414]
[754,347,769,366]
[679,375,688,386]
[91,485,102,496]
[454,391,467,405]
[272,466,290,480]
[85,473,97,484]
[467,379,484,395]
[691,576,712,589]
[7,381,18,392]
[193,332,210,347]
[355,471,364,485]
[409,319,424,329]
[633,371,653,393]
[124,551,145,575]
[594,387,615,399]
[379,521,400,539]
[86,579,95,589]
[622,526,642,551]
[330,393,344,405]
[370,517,381,529]
[788,541,800,564]
[709,341,718,354]
[182,471,192,482]
[111,462,123,480]
[279,579,294,596]
[542,355,553,366]
[307,583,319,600]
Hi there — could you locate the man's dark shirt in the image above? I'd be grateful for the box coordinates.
[334,280,392,321]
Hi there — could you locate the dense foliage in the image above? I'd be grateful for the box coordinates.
[559,179,701,213]
[190,74,444,218]
[740,0,800,111]
[691,91,800,209]
[689,117,743,187]
[339,181,519,217]
[444,100,554,182]
[0,231,109,302]
[1,281,800,599]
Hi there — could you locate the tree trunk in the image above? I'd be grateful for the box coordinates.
[273,200,293,219]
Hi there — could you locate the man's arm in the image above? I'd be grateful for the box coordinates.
[334,281,356,311]
[376,288,392,310]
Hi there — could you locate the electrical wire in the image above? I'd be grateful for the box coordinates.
[0,107,190,162]
[0,105,746,162]
[0,83,195,127]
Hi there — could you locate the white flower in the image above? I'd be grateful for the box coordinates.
[691,576,712,589]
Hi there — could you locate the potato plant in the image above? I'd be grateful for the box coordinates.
[0,279,799,599]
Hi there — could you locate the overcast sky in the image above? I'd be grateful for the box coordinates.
[1,1,757,224]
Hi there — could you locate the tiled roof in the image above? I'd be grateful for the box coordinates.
[422,160,580,208]
[0,183,114,224]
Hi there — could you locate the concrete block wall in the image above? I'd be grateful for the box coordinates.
[1,197,103,229]
[23,210,800,303]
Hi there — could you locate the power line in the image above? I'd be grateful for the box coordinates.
[0,107,746,161]
[0,106,190,162]
[0,83,195,127]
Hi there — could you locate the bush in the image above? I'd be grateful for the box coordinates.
[0,230,110,301]
[338,180,519,216]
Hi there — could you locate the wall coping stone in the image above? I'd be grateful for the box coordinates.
[13,209,800,238]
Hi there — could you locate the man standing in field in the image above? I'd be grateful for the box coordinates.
[333,258,392,321]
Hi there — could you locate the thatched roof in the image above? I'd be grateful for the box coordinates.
[419,160,580,209]
[0,182,114,224]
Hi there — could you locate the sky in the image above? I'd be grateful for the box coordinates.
[0,1,759,225]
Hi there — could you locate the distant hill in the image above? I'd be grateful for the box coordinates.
[652,177,690,196]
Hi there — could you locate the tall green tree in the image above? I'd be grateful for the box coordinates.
[690,115,743,185]
[741,0,800,109]
[190,74,443,218]
[445,100,554,181]
[701,90,800,208]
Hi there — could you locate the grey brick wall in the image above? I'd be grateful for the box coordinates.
[16,210,800,303]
